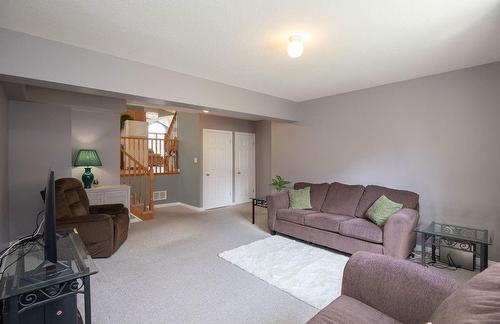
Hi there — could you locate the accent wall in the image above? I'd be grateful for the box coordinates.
[272,62,500,260]
[8,101,72,239]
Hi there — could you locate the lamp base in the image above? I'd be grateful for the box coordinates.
[82,167,94,189]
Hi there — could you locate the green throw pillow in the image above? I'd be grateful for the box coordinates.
[288,187,312,209]
[366,195,403,226]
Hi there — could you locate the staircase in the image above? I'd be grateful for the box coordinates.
[120,148,155,220]
[120,112,178,220]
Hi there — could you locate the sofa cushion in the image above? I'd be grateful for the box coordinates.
[366,195,403,226]
[355,185,419,218]
[339,218,383,244]
[294,182,330,211]
[276,209,316,225]
[289,187,312,209]
[431,264,500,324]
[304,213,352,233]
[320,182,365,216]
[306,295,401,324]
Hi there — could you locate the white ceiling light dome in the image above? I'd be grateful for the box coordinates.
[287,35,304,58]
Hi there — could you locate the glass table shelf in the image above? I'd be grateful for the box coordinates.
[0,230,98,324]
[415,222,492,271]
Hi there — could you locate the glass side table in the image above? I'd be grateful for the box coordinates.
[251,197,268,224]
[415,222,492,271]
[0,230,98,323]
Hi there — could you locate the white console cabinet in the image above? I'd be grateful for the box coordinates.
[85,185,130,212]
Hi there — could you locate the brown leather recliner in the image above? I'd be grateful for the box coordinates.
[54,178,129,257]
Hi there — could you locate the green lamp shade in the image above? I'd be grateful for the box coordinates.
[74,149,102,167]
[74,150,102,189]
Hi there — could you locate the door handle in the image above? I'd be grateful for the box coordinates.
[206,173,210,176]
[237,171,241,175]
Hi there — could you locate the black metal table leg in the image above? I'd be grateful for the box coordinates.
[421,232,427,266]
[252,199,255,224]
[6,296,18,324]
[480,243,488,271]
[83,276,91,324]
[431,235,436,263]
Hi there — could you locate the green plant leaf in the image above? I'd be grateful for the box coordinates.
[271,175,290,192]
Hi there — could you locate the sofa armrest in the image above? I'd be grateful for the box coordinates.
[266,190,289,231]
[383,208,419,258]
[57,214,113,243]
[342,251,459,324]
[89,204,127,215]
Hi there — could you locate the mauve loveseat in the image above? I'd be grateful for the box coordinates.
[267,182,419,259]
[307,251,500,324]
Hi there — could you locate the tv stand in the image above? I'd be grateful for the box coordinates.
[21,259,71,285]
[0,231,98,324]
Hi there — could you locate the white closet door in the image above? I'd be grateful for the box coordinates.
[234,132,255,204]
[203,129,233,209]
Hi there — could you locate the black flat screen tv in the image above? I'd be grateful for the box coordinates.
[44,169,57,263]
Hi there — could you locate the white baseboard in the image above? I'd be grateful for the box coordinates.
[155,202,205,212]
[180,203,205,212]
[154,202,182,209]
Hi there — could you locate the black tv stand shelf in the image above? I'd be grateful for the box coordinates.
[0,230,98,324]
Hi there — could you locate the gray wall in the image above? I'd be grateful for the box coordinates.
[21,86,126,186]
[176,112,202,207]
[199,114,256,133]
[0,85,9,247]
[26,86,125,111]
[154,112,201,207]
[5,87,127,240]
[154,113,264,207]
[71,107,122,185]
[0,28,298,121]
[8,101,72,238]
[255,120,272,197]
[272,62,500,260]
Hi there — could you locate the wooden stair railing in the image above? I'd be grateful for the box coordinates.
[119,113,178,221]
[165,112,177,140]
[121,136,178,175]
[120,148,154,219]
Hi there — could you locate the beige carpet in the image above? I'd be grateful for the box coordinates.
[79,203,318,324]
[79,203,475,323]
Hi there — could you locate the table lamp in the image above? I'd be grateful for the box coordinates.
[74,149,102,189]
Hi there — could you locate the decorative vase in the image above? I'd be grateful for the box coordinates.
[82,167,94,189]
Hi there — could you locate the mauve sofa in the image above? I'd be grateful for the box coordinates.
[267,182,419,258]
[307,251,500,324]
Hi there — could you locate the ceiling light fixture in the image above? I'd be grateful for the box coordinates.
[287,35,304,58]
[202,110,210,113]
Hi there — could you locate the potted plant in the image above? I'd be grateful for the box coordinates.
[271,175,290,192]
[120,114,133,130]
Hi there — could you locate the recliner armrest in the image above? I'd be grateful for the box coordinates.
[57,214,113,243]
[57,214,112,224]
[342,251,459,324]
[89,204,127,215]
[383,208,419,258]
[266,190,289,231]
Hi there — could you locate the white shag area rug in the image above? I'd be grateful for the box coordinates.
[219,235,349,309]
